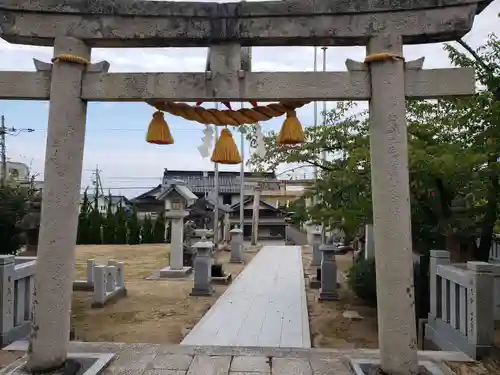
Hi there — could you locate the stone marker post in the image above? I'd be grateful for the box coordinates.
[191,239,215,296]
[0,255,15,342]
[366,34,418,373]
[364,224,375,260]
[251,184,261,245]
[310,227,322,267]
[161,197,191,278]
[467,262,495,349]
[318,244,339,301]
[230,227,244,263]
[428,250,451,320]
[170,216,186,269]
[27,37,90,372]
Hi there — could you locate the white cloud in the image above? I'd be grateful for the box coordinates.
[0,0,499,197]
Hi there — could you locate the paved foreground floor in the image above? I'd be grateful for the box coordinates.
[182,245,310,348]
[2,342,473,375]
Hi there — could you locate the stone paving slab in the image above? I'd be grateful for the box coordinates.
[1,342,474,375]
[181,245,310,348]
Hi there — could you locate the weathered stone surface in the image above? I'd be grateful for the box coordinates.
[0,68,476,102]
[25,36,90,372]
[272,358,312,375]
[309,357,352,375]
[186,355,231,375]
[150,354,193,370]
[0,0,492,47]
[366,34,418,374]
[230,356,270,373]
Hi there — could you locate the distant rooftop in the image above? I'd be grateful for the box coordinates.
[163,169,276,179]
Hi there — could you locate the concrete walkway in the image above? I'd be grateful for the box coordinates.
[181,245,311,348]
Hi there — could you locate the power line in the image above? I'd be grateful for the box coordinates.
[0,115,35,187]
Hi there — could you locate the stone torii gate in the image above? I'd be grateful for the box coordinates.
[0,0,492,374]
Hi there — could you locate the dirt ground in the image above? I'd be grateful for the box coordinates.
[302,246,379,349]
[71,244,258,343]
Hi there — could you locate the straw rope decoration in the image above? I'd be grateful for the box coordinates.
[144,52,405,164]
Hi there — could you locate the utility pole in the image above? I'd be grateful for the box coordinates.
[213,103,220,245]
[321,46,328,242]
[239,103,245,231]
[1,116,6,187]
[313,46,318,179]
[92,165,104,198]
[0,115,34,187]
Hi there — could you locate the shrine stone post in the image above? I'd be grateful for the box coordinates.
[366,34,418,374]
[26,37,90,371]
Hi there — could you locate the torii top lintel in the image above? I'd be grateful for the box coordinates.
[0,0,493,48]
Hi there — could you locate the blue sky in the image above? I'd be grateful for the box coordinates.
[0,0,499,198]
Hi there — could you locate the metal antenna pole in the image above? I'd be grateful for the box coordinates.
[320,47,328,242]
[213,103,220,244]
[239,103,245,230]
[321,47,328,164]
[1,116,6,187]
[313,46,318,179]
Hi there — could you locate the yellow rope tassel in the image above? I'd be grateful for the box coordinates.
[364,52,405,64]
[211,128,242,165]
[277,110,305,145]
[146,111,174,145]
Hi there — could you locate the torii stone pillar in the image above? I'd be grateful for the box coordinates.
[27,37,90,371]
[366,34,418,374]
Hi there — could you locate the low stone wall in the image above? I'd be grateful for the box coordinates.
[73,259,127,308]
[0,255,37,347]
[425,250,496,359]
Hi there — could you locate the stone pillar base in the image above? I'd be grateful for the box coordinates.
[190,286,215,297]
[319,290,340,301]
[159,266,192,278]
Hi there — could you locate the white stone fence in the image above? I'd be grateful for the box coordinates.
[424,250,496,359]
[490,236,500,262]
[73,259,127,308]
[0,255,36,348]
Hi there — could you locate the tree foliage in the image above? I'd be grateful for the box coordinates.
[0,185,36,255]
[248,34,500,261]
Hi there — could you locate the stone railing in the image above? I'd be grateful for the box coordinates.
[0,255,36,347]
[285,225,307,245]
[425,250,495,359]
[490,237,500,262]
[73,259,127,308]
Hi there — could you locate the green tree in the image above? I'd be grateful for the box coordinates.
[77,189,92,244]
[284,197,308,227]
[152,212,166,243]
[114,200,128,244]
[247,34,500,261]
[87,195,103,244]
[102,194,116,244]
[128,205,141,245]
[0,185,33,254]
[141,215,154,244]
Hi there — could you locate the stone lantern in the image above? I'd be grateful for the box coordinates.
[158,180,197,278]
